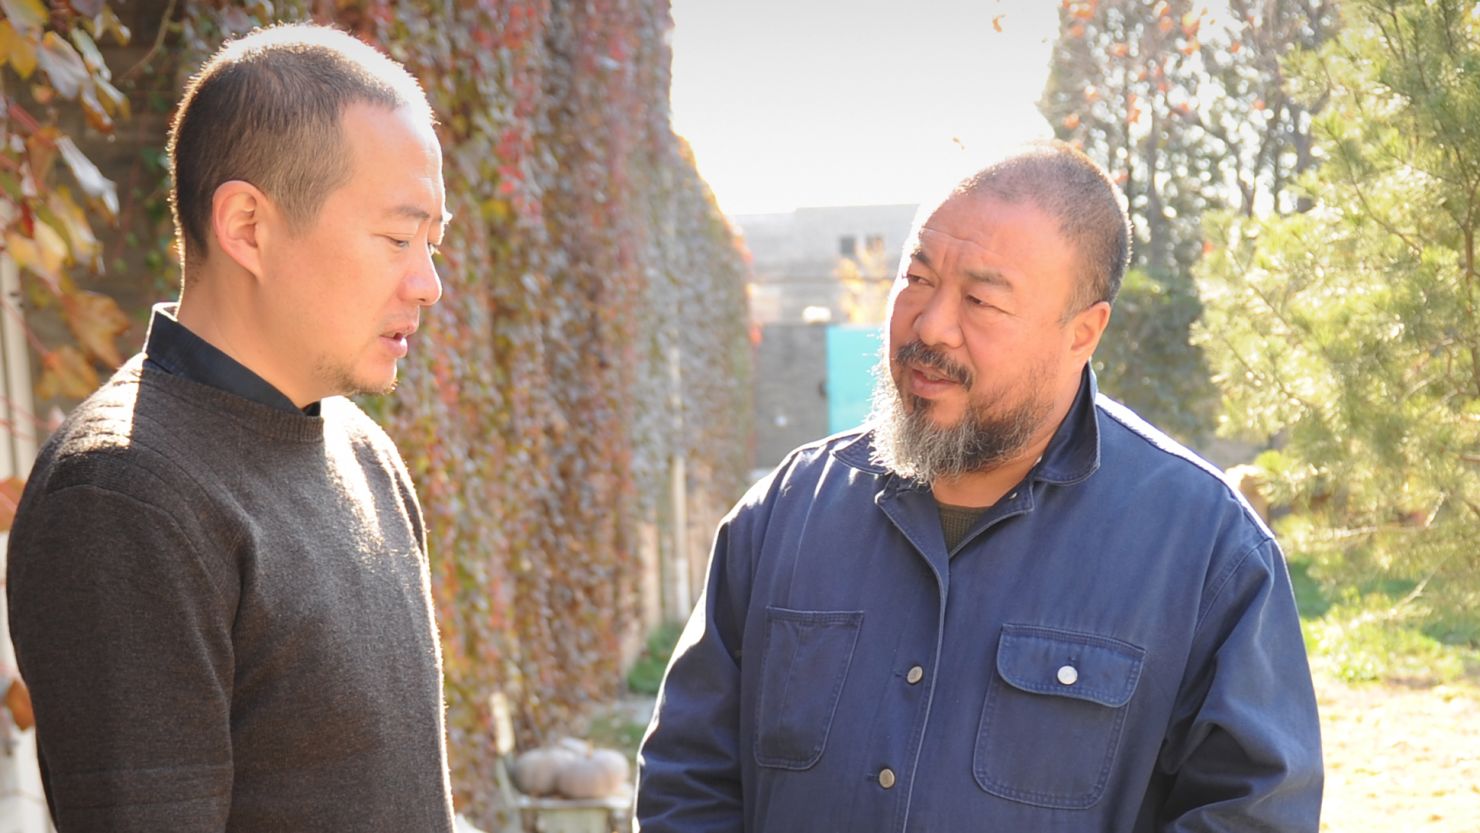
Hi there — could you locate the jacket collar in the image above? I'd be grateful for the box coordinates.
[833,365,1102,489]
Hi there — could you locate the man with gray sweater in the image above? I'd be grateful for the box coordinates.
[6,24,454,831]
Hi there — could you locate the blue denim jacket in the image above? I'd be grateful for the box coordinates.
[636,372,1322,832]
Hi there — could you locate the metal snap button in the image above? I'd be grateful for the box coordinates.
[879,767,896,789]
[1056,665,1079,686]
[906,665,924,685]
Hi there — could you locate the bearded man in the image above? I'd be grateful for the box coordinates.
[635,142,1322,832]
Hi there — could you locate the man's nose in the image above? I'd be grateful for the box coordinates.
[914,289,962,350]
[407,247,443,307]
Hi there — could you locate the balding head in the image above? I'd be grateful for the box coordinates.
[951,141,1131,317]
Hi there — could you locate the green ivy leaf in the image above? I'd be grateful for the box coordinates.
[0,171,22,202]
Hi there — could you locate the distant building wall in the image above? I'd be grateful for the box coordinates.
[752,323,829,473]
[737,204,918,326]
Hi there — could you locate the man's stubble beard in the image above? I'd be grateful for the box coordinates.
[313,357,398,400]
[868,340,1053,484]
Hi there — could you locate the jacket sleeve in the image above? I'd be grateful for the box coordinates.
[1158,537,1324,832]
[7,484,236,832]
[635,512,754,833]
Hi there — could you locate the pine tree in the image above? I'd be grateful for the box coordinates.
[1195,0,1480,615]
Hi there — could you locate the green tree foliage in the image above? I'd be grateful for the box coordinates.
[1041,0,1336,443]
[1093,267,1208,430]
[1194,0,1479,618]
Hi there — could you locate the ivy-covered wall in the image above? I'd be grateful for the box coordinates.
[4,0,752,821]
[344,2,754,814]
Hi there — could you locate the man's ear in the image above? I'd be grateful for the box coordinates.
[210,180,269,280]
[1070,300,1112,360]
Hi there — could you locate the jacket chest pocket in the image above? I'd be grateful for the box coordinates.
[974,624,1145,809]
[753,606,865,770]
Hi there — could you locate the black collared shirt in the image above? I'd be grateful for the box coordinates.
[143,303,320,416]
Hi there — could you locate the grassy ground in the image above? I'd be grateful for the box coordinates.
[1292,557,1480,831]
[1291,561,1480,686]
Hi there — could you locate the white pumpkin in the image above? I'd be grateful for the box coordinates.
[554,746,630,798]
[556,753,610,799]
[591,748,630,791]
[511,746,578,796]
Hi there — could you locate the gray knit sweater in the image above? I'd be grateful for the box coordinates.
[7,356,454,831]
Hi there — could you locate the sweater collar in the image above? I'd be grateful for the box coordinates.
[127,356,328,445]
[144,303,321,416]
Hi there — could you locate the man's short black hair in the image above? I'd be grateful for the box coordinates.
[168,23,434,274]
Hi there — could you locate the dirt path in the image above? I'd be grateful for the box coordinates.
[1317,670,1480,832]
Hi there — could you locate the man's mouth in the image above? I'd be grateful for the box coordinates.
[913,365,956,384]
[382,322,418,341]
[380,323,418,357]
[896,341,970,389]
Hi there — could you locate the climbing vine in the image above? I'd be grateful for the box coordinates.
[334,6,752,820]
[0,0,132,414]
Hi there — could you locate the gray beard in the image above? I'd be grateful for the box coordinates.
[867,343,1048,484]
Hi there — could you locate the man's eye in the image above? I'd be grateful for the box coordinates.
[967,295,1005,314]
[386,237,411,250]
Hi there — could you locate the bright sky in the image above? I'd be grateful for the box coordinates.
[669,0,1063,215]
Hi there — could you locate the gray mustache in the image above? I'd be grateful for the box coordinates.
[896,340,972,389]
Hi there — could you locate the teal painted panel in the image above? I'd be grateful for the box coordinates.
[826,325,883,434]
